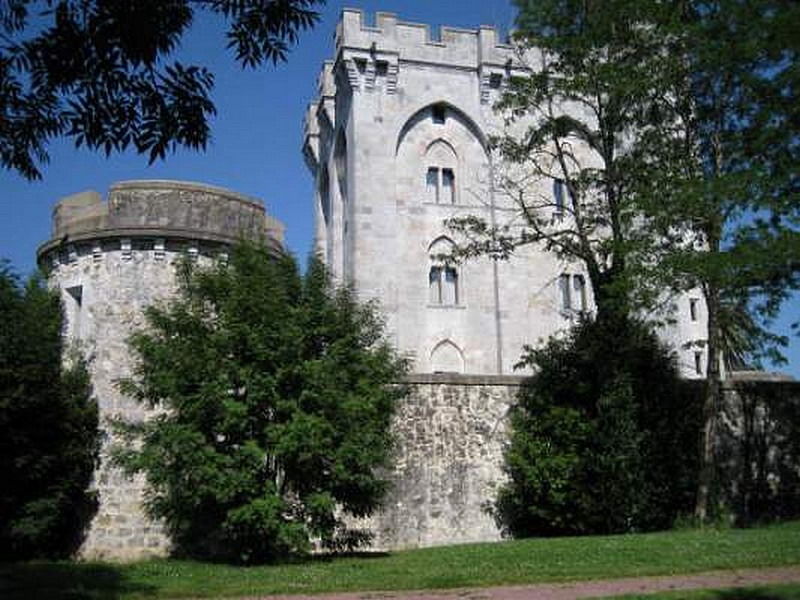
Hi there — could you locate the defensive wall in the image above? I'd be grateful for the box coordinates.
[32,180,800,555]
[364,373,800,550]
[34,8,800,559]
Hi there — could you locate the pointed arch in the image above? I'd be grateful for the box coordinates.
[428,235,456,254]
[430,339,465,373]
[428,236,460,306]
[425,138,458,162]
[395,102,489,156]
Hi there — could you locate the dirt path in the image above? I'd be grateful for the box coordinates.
[240,566,800,600]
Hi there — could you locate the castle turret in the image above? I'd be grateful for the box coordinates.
[38,180,284,560]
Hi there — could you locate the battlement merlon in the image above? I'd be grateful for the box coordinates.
[302,10,533,168]
[336,9,522,71]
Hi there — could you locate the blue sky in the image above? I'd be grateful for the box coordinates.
[1,0,797,377]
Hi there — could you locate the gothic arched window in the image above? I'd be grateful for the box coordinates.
[428,237,460,306]
[424,140,458,204]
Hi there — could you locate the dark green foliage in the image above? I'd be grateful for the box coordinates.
[461,0,798,525]
[0,262,100,560]
[1,0,324,180]
[496,316,701,537]
[115,244,408,564]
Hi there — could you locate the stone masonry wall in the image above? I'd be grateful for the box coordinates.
[361,374,521,549]
[48,247,182,560]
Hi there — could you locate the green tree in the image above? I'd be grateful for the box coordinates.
[448,0,670,321]
[1,0,324,179]
[632,0,800,520]
[115,244,408,564]
[495,316,700,537]
[451,0,799,523]
[0,262,100,560]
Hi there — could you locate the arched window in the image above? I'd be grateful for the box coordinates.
[424,139,458,204]
[559,272,587,312]
[428,237,460,306]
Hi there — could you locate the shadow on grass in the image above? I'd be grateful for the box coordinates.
[717,589,799,600]
[0,562,156,600]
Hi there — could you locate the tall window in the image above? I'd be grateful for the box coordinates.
[426,167,438,203]
[689,298,699,321]
[424,167,456,204]
[429,266,459,305]
[573,274,587,311]
[424,139,458,204]
[553,178,565,215]
[559,273,588,312]
[429,237,460,306]
[559,273,571,310]
[441,168,455,203]
[553,179,568,216]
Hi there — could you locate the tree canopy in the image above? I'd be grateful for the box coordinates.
[628,0,800,518]
[0,262,100,560]
[449,0,672,321]
[448,0,799,522]
[115,244,408,564]
[496,315,700,537]
[0,0,324,179]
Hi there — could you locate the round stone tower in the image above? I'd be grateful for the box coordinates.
[37,180,284,560]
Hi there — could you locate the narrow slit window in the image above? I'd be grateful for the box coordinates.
[429,266,443,304]
[689,298,699,322]
[559,273,572,310]
[426,167,439,203]
[444,267,459,305]
[573,274,587,311]
[432,104,446,124]
[694,351,703,375]
[553,179,565,214]
[442,168,455,204]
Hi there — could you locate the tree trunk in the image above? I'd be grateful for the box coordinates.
[695,233,722,522]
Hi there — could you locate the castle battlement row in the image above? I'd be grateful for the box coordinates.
[303,9,530,167]
[336,9,518,70]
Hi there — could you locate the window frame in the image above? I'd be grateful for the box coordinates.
[424,166,457,204]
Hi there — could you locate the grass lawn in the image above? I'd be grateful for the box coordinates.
[607,583,800,599]
[1,521,799,600]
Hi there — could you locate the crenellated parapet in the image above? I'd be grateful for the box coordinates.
[334,9,518,70]
[302,9,529,166]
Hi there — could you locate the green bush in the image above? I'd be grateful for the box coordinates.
[115,245,408,563]
[0,264,100,560]
[495,315,701,537]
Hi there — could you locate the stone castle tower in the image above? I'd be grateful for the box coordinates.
[36,10,718,559]
[303,9,707,378]
[38,181,284,559]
